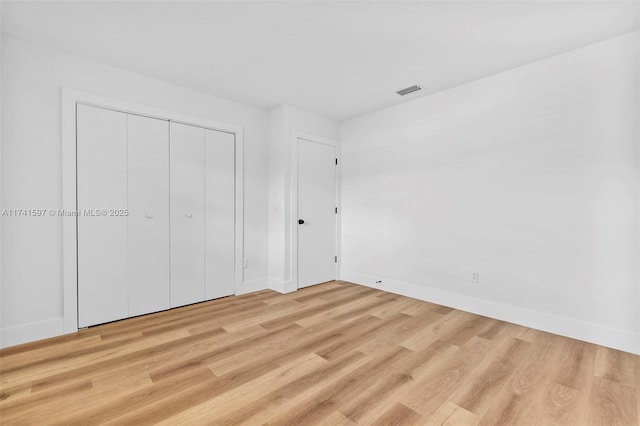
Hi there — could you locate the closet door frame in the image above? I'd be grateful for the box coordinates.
[61,88,244,334]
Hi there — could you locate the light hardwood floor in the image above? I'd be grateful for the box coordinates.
[0,281,638,425]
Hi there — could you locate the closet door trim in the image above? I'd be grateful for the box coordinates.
[62,88,244,333]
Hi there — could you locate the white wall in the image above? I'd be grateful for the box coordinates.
[1,37,270,346]
[267,105,339,292]
[0,9,4,348]
[267,106,287,290]
[340,32,640,354]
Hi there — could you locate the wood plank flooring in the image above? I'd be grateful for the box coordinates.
[1,281,638,425]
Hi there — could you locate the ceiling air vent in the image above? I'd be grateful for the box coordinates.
[396,85,422,96]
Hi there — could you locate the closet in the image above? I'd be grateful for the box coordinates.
[77,104,235,328]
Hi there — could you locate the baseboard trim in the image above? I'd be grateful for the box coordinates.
[237,277,269,295]
[1,318,65,349]
[269,278,297,294]
[341,270,640,355]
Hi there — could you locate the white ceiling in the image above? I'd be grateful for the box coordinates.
[2,1,639,120]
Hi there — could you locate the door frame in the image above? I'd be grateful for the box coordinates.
[61,88,244,333]
[290,131,341,290]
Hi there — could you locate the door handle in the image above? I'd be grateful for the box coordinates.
[298,219,304,225]
[145,213,154,219]
[185,213,193,219]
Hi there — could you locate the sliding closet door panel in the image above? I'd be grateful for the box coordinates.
[127,115,170,316]
[170,122,205,307]
[77,104,128,327]
[204,130,236,299]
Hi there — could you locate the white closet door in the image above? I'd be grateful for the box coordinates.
[77,104,128,327]
[170,122,205,307]
[127,115,170,316]
[204,129,236,299]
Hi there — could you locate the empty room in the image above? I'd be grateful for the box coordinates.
[0,1,639,425]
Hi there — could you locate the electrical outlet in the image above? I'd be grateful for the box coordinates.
[471,272,480,283]
[243,258,249,269]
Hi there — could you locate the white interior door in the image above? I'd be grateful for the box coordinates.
[297,138,337,288]
[204,129,236,299]
[127,114,170,316]
[170,122,205,307]
[77,104,128,327]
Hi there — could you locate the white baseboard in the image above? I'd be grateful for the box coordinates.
[237,277,269,295]
[1,318,64,349]
[341,270,640,355]
[269,278,297,294]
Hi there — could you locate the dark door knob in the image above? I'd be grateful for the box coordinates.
[298,219,305,225]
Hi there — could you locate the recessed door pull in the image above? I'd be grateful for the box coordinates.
[145,213,154,219]
[185,213,193,219]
